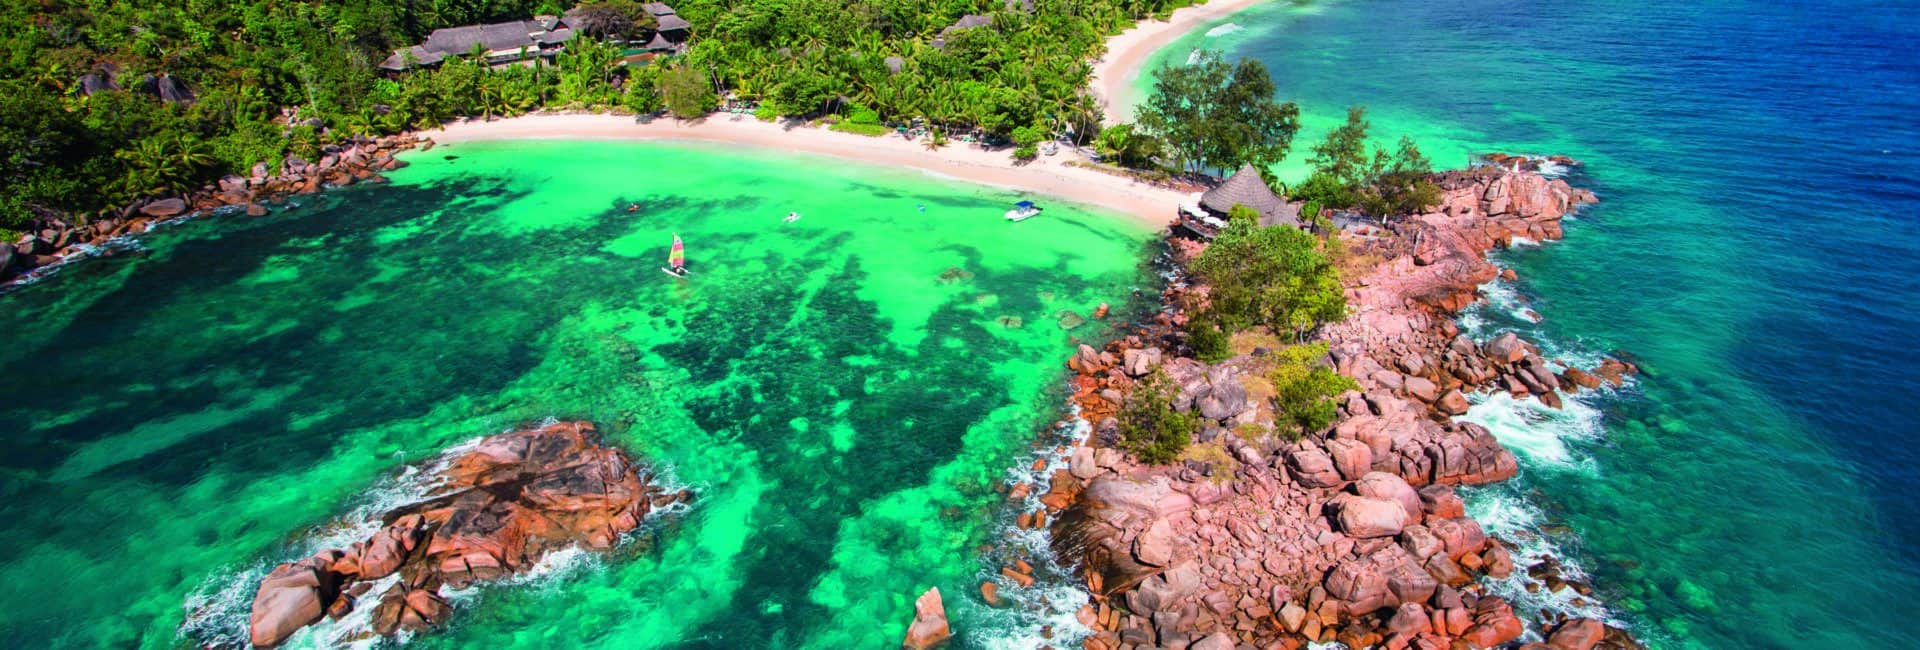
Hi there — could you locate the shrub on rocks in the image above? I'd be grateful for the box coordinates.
[1269,343,1359,439]
[1119,370,1200,465]
[1189,205,1347,341]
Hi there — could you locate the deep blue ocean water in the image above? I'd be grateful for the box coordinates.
[1148,0,1920,646]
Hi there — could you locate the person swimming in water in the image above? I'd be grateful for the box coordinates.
[784,211,801,223]
[627,203,639,213]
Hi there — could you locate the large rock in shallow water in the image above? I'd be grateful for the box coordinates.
[234,421,686,647]
[248,559,335,647]
[901,587,952,649]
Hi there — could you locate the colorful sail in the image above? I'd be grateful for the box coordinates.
[668,233,685,270]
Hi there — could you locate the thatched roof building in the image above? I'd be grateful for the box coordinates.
[380,20,571,70]
[1201,164,1300,227]
[1176,165,1303,238]
[426,22,545,54]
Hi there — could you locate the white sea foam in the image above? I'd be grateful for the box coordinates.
[965,407,1095,649]
[179,454,448,648]
[179,427,686,648]
[1464,490,1618,634]
[1185,49,1203,65]
[1447,280,1638,639]
[1455,310,1488,334]
[1461,277,1618,373]
[1477,280,1540,324]
[1456,391,1605,471]
[1204,23,1245,38]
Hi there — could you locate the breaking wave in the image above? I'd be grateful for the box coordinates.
[965,406,1094,649]
[1464,489,1618,637]
[1204,23,1245,38]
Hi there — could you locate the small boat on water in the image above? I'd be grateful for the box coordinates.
[661,233,690,278]
[1005,200,1042,222]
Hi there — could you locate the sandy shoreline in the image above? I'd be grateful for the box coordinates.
[1090,0,1269,125]
[426,113,1193,228]
[418,3,1272,230]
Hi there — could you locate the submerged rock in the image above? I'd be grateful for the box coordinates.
[1058,310,1087,330]
[235,421,686,647]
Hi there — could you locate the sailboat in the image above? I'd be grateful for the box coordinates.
[661,233,689,277]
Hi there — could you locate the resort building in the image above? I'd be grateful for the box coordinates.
[379,3,691,72]
[378,20,574,71]
[1177,164,1303,239]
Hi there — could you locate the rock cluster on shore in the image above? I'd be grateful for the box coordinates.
[1010,162,1643,649]
[1,133,426,287]
[237,420,688,648]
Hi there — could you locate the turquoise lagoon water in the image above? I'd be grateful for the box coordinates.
[0,140,1160,648]
[1139,0,1920,647]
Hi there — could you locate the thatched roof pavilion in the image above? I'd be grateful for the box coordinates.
[1200,164,1300,228]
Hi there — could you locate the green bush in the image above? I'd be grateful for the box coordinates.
[659,65,717,119]
[1119,370,1200,465]
[1011,124,1046,160]
[845,104,881,125]
[1297,107,1443,217]
[1288,172,1356,210]
[1190,205,1347,340]
[1094,123,1163,168]
[829,121,891,137]
[754,104,780,122]
[1185,316,1232,363]
[1268,342,1359,439]
[207,121,288,175]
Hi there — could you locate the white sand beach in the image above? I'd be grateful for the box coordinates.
[427,113,1193,228]
[424,1,1272,228]
[1090,0,1269,125]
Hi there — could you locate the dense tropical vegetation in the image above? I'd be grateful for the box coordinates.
[1187,204,1347,350]
[1118,369,1200,465]
[1291,105,1442,217]
[0,0,1208,230]
[1135,51,1298,175]
[1267,341,1357,439]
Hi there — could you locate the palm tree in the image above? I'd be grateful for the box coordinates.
[116,134,215,196]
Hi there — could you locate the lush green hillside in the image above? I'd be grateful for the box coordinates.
[0,0,1198,229]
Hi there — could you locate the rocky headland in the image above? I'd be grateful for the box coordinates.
[0,133,428,288]
[230,420,687,648]
[973,162,1642,650]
